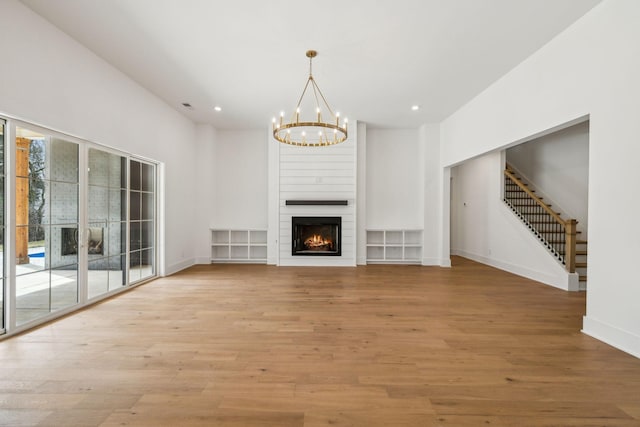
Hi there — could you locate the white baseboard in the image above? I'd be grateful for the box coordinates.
[453,250,572,291]
[583,316,640,359]
[165,258,196,276]
[421,257,441,266]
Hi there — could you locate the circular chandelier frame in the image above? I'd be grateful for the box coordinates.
[273,50,348,147]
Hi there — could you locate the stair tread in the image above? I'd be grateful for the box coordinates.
[579,275,587,281]
[576,262,588,268]
[576,250,588,255]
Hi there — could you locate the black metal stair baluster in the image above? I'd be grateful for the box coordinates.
[552,219,555,255]
[559,222,563,261]
[553,221,559,253]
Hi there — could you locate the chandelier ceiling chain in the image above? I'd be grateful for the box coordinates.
[273,50,348,147]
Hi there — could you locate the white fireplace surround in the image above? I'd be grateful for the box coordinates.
[268,126,358,266]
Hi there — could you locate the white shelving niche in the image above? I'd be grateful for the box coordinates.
[366,229,423,264]
[211,229,267,263]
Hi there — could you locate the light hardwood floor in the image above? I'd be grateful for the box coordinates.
[1,257,639,426]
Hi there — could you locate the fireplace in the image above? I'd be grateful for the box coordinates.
[292,216,341,256]
[61,227,104,256]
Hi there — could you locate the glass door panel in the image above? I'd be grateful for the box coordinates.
[87,148,127,299]
[129,160,155,283]
[51,264,78,310]
[15,130,79,326]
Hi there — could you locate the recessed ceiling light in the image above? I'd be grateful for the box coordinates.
[214,106,222,112]
[411,105,420,111]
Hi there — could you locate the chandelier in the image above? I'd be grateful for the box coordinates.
[273,50,348,147]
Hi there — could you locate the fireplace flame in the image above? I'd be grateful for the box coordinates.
[304,234,333,249]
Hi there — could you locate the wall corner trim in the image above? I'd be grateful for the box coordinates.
[582,316,640,359]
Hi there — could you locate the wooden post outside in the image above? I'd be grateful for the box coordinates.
[565,219,577,273]
[16,137,30,265]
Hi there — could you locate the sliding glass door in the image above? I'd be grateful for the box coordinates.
[0,117,159,336]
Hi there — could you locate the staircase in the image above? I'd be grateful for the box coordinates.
[504,164,587,290]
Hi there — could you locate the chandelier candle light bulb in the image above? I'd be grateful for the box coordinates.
[272,50,348,147]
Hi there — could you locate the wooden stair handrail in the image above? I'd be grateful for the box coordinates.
[504,169,566,225]
[504,166,578,274]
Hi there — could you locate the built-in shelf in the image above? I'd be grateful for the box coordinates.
[366,229,423,264]
[211,229,267,263]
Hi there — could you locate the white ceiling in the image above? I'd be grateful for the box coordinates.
[20,0,600,130]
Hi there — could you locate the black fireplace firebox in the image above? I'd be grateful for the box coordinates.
[292,216,341,256]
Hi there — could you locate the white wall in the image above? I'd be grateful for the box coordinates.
[366,129,423,228]
[0,0,198,275]
[209,129,268,229]
[420,123,447,266]
[441,0,640,357]
[507,121,589,238]
[450,151,574,289]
